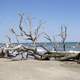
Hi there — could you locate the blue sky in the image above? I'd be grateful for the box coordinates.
[0,0,80,42]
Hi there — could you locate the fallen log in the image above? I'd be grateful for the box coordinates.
[4,45,35,52]
[3,44,80,61]
[39,51,65,60]
[0,48,5,57]
[40,51,80,61]
[59,53,78,61]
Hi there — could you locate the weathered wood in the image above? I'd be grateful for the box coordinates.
[0,48,5,57]
[4,45,35,52]
[40,51,80,61]
[59,54,78,61]
[2,44,80,61]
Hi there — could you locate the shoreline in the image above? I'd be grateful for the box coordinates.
[0,58,80,80]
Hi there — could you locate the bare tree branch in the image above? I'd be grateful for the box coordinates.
[59,25,67,51]
[10,27,19,44]
[44,33,52,42]
[6,35,12,44]
[27,16,32,35]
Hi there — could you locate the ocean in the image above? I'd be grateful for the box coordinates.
[0,42,80,51]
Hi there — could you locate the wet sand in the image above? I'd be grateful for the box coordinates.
[0,58,80,80]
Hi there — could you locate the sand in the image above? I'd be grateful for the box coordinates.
[0,58,80,80]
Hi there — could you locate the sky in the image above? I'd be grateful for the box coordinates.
[0,0,80,43]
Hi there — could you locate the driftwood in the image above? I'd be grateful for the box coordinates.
[4,45,35,52]
[1,43,80,62]
[3,45,43,60]
[41,51,65,60]
[0,48,4,57]
[0,48,9,58]
[40,51,80,61]
[59,53,79,61]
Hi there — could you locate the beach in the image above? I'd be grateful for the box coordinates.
[0,59,80,80]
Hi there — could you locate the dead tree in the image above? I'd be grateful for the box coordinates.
[6,35,12,45]
[44,33,57,51]
[59,26,67,51]
[17,14,44,52]
[10,27,19,44]
[8,13,46,60]
[7,13,61,60]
